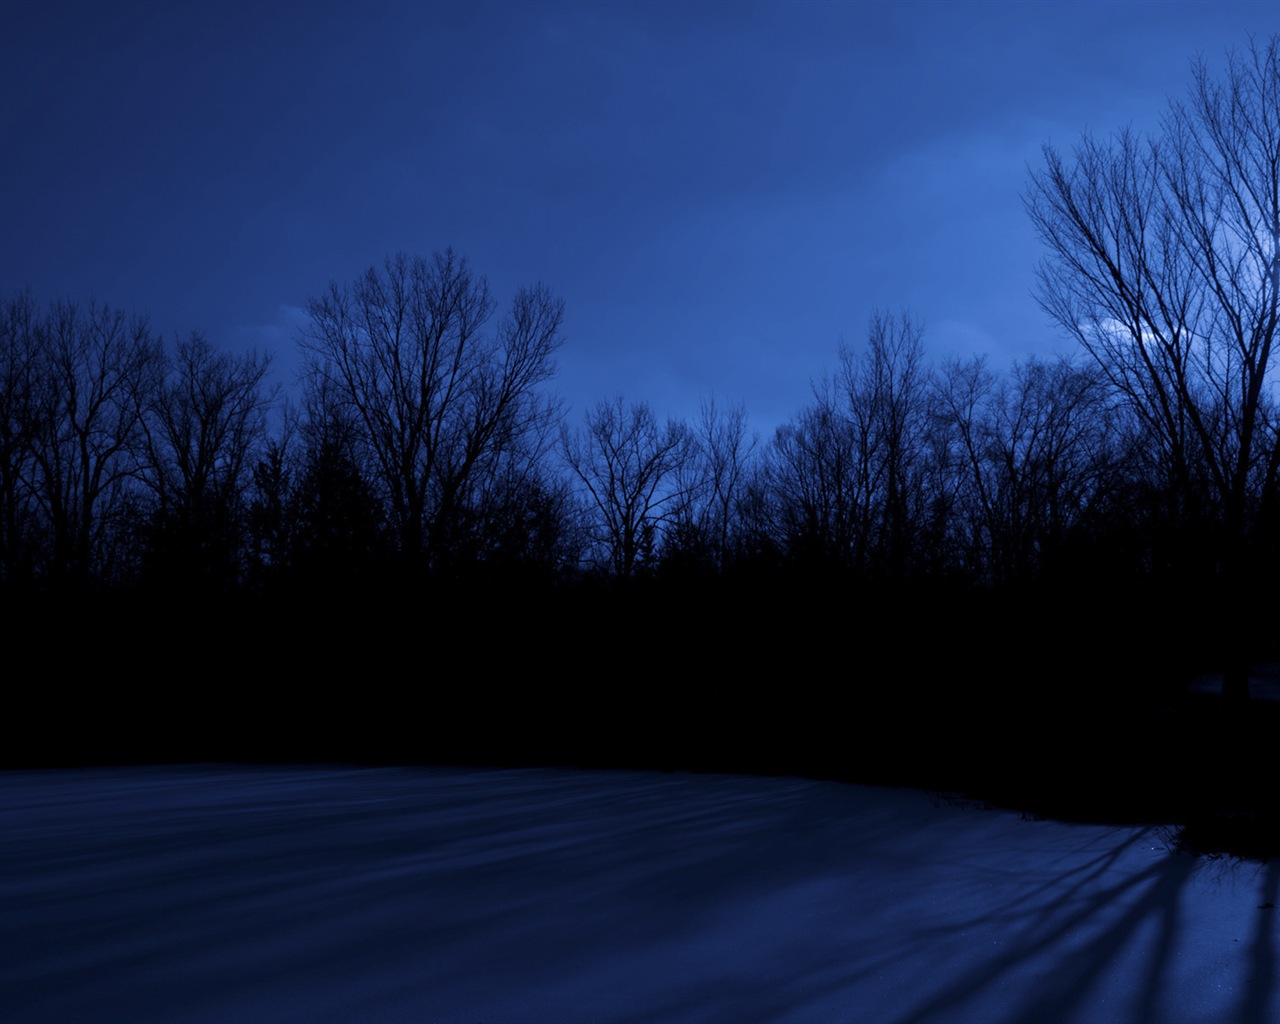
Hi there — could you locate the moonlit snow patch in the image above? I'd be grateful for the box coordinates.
[2,766,1273,1023]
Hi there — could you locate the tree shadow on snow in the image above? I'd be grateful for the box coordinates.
[881,838,1280,1024]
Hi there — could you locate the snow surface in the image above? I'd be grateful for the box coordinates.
[2,766,1275,1023]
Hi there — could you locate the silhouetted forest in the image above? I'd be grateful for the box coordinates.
[8,41,1280,857]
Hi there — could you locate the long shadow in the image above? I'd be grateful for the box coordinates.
[882,835,1280,1024]
[8,766,1275,1024]
[1005,851,1196,1023]
[877,841,1197,1024]
[600,824,1178,1024]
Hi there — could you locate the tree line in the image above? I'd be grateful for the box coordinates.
[5,42,1280,679]
[0,271,1271,609]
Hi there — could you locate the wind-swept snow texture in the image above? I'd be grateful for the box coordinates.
[2,766,1274,1023]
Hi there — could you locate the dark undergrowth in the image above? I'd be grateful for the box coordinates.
[5,572,1279,861]
[934,693,1280,863]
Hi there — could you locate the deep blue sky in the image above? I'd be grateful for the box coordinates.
[3,0,1275,436]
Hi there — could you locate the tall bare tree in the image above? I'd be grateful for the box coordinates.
[690,397,759,570]
[561,397,694,577]
[765,388,860,570]
[23,300,162,586]
[143,336,274,515]
[139,333,275,589]
[1027,38,1280,700]
[0,291,40,586]
[298,250,564,568]
[935,355,1119,582]
[837,310,934,577]
[767,311,935,576]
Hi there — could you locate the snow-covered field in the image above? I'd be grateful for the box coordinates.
[2,766,1275,1023]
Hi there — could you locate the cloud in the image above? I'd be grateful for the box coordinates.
[231,304,311,387]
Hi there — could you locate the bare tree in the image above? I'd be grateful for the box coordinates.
[765,389,860,570]
[837,310,934,577]
[0,291,40,586]
[662,397,760,572]
[139,334,275,589]
[298,250,564,568]
[1026,38,1280,700]
[561,397,694,576]
[143,336,274,514]
[935,355,1120,582]
[764,311,934,577]
[245,402,301,585]
[691,397,759,569]
[23,300,163,586]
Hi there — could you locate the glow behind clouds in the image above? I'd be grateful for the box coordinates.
[1,0,1270,436]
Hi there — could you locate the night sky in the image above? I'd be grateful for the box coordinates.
[3,0,1274,436]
